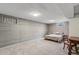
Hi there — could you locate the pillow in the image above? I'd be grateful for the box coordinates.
[54,32,64,35]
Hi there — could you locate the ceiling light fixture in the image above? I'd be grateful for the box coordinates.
[30,11,41,17]
[48,20,56,23]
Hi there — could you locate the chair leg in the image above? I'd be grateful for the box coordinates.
[63,43,65,49]
[68,45,72,55]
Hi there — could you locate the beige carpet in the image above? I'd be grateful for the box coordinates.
[0,39,68,55]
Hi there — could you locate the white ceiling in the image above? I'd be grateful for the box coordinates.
[0,3,78,24]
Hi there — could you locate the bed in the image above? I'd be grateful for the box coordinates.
[45,33,63,42]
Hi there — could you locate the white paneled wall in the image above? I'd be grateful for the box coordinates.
[0,14,47,47]
[69,15,79,37]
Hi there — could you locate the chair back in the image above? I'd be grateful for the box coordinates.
[63,35,69,41]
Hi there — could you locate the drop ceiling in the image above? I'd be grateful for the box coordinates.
[0,3,78,24]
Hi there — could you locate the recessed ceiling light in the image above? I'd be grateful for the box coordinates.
[33,13,40,17]
[30,11,41,17]
[48,20,56,22]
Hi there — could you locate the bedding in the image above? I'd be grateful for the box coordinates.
[45,34,63,42]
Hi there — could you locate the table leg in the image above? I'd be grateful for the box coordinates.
[75,44,78,53]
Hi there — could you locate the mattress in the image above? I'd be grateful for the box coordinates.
[45,34,63,42]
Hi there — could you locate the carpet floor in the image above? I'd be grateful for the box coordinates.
[0,39,68,55]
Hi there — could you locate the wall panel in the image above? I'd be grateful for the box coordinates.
[0,14,47,47]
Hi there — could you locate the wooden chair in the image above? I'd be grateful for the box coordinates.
[63,35,75,50]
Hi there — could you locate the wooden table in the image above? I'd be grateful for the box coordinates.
[68,37,79,55]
